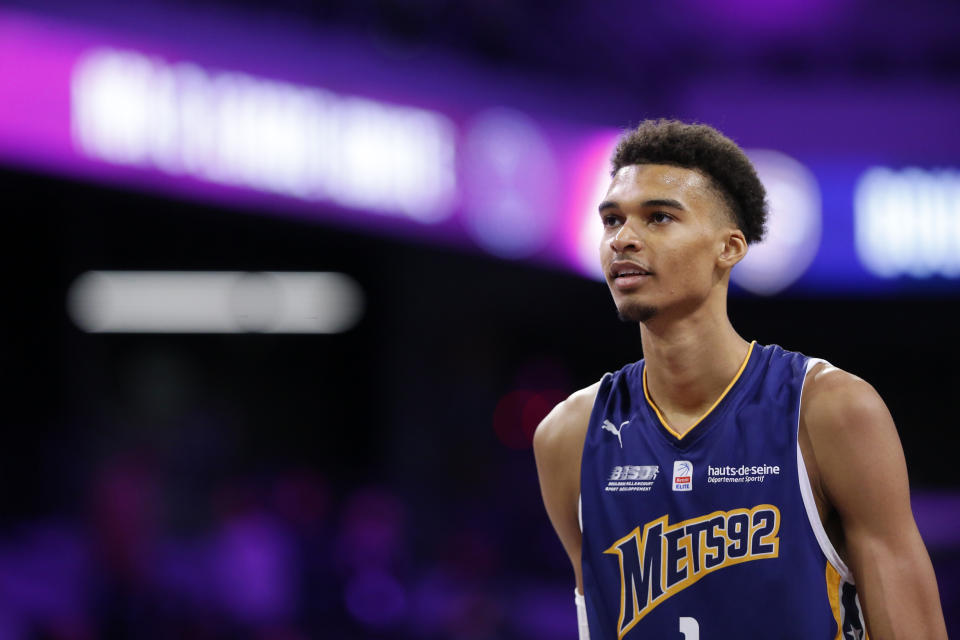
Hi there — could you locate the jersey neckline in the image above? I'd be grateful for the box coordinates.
[641,340,758,446]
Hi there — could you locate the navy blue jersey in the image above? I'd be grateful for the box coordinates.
[580,342,868,639]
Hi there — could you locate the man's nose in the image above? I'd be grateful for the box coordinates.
[609,221,642,253]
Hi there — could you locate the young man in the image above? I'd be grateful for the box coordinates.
[533,120,947,639]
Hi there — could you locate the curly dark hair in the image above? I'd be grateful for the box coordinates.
[611,119,767,244]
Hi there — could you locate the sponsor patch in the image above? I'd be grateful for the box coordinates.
[673,460,693,492]
[707,463,781,485]
[606,465,659,493]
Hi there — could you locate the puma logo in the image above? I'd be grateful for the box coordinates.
[602,419,630,448]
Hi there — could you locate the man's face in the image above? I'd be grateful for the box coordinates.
[598,164,736,323]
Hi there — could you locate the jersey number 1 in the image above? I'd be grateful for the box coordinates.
[679,616,700,639]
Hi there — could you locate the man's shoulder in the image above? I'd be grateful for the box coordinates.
[801,362,893,448]
[532,380,603,459]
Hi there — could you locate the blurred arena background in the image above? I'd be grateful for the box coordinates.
[1,0,959,637]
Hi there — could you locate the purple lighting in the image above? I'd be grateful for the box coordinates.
[0,12,79,166]
[0,8,602,270]
[0,7,958,294]
[683,0,852,31]
[461,108,560,259]
[732,149,823,295]
[912,492,960,551]
[344,570,407,629]
[215,513,295,623]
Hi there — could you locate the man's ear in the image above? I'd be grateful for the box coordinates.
[718,229,748,269]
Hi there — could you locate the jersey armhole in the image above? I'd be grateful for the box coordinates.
[796,357,853,582]
[579,371,614,535]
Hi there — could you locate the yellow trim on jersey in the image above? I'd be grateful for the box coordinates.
[642,340,756,440]
[826,561,871,640]
[826,562,843,640]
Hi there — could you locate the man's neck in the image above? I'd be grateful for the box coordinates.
[639,306,750,437]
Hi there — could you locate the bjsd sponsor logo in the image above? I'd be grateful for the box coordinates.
[606,465,659,493]
[605,505,781,638]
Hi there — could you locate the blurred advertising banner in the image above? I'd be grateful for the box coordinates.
[1,7,958,294]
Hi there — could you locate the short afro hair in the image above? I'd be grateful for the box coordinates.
[611,119,767,244]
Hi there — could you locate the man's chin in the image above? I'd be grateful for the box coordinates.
[617,303,658,324]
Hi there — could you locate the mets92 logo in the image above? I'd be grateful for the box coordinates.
[604,504,781,639]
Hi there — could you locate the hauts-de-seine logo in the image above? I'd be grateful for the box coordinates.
[706,463,781,485]
[673,460,693,492]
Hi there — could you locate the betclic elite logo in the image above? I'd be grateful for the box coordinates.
[673,460,692,492]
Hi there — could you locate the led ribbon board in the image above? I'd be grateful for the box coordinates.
[0,8,600,272]
[0,8,958,294]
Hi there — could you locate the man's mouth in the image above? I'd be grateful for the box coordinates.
[609,261,653,290]
[611,262,653,279]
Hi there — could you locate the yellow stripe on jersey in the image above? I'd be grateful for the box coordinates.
[826,562,843,640]
[643,341,756,440]
[826,561,871,640]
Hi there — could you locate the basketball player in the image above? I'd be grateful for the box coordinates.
[533,120,948,639]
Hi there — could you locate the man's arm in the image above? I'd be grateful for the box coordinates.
[803,366,948,639]
[532,382,600,595]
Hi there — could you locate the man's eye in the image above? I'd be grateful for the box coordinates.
[602,215,621,227]
[651,212,672,224]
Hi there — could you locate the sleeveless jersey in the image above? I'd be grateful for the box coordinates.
[580,342,869,639]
